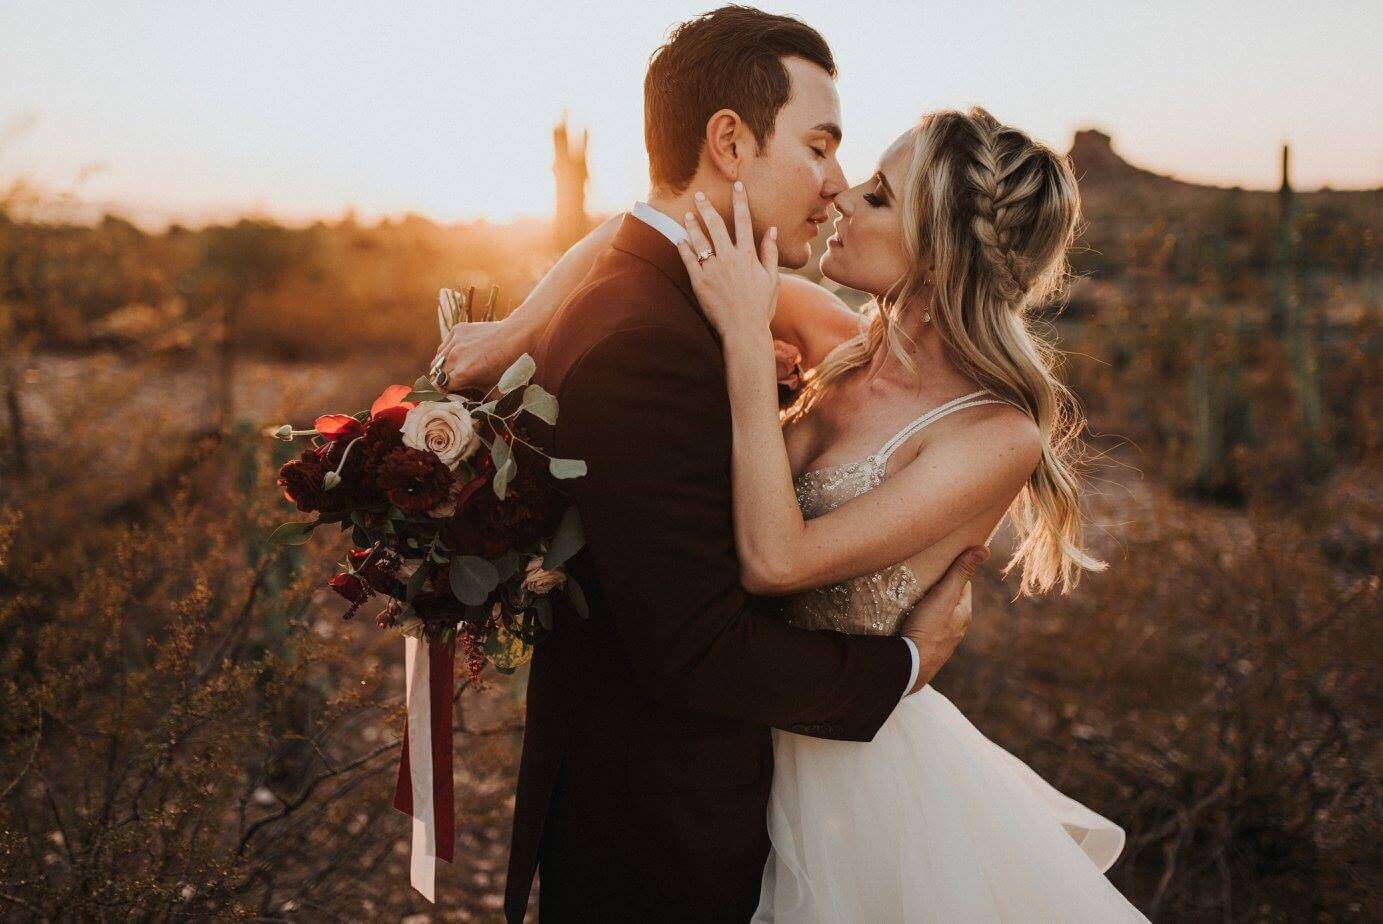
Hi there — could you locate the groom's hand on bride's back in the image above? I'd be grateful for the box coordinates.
[900,546,990,695]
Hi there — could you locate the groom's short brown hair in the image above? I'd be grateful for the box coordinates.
[644,5,836,194]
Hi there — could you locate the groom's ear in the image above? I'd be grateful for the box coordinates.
[704,109,757,182]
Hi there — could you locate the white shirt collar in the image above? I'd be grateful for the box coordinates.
[631,200,688,246]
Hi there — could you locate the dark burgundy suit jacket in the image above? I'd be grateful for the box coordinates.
[504,214,911,922]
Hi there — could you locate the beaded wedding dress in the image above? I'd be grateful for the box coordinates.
[753,391,1148,923]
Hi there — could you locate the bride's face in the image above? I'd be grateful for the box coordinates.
[820,129,917,297]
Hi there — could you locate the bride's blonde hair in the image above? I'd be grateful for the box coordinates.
[790,106,1105,595]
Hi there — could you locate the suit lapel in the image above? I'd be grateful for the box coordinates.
[610,213,697,307]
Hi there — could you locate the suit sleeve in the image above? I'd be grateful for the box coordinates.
[553,322,911,741]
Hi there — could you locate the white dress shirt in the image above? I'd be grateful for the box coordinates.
[629,201,922,702]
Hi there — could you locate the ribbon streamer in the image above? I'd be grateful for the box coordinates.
[393,635,456,902]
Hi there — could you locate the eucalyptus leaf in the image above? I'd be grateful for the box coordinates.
[414,375,432,391]
[494,550,526,582]
[473,400,498,416]
[548,457,587,479]
[405,561,430,602]
[267,520,318,546]
[534,594,554,631]
[449,555,499,606]
[494,389,525,417]
[542,506,585,570]
[492,456,516,500]
[564,574,590,619]
[521,384,559,424]
[497,353,537,394]
[490,436,513,473]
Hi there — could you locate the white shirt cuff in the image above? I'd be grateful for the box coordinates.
[901,637,921,699]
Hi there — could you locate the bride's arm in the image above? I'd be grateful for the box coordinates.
[431,213,622,389]
[680,186,1040,595]
[434,213,859,389]
[774,275,865,370]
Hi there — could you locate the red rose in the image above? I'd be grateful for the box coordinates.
[329,571,370,605]
[376,446,455,515]
[314,414,366,442]
[370,384,417,418]
[371,404,411,430]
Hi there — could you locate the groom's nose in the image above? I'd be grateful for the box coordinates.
[821,156,848,200]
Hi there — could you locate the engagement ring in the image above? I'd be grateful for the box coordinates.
[696,249,714,265]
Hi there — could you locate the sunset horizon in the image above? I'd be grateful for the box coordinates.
[3,1,1379,231]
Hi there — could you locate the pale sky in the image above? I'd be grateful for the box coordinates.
[2,0,1379,228]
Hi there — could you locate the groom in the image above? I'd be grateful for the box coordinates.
[507,8,984,920]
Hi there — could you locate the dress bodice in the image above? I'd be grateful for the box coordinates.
[782,391,1010,637]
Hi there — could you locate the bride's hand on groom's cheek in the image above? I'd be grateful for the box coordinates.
[677,181,780,337]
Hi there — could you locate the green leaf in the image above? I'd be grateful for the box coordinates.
[548,457,587,479]
[473,400,498,416]
[490,436,512,473]
[564,574,589,619]
[449,555,499,606]
[351,525,369,547]
[267,520,318,546]
[405,561,430,601]
[494,389,525,417]
[542,506,585,570]
[414,375,432,391]
[493,550,526,583]
[521,384,559,425]
[497,353,536,394]
[492,457,516,499]
[403,389,448,403]
[533,594,554,630]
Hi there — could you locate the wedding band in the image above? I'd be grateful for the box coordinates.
[433,369,449,388]
[696,249,714,265]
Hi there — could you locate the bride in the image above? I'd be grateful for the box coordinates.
[437,106,1146,921]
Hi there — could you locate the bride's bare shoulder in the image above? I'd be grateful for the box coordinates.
[945,399,1043,473]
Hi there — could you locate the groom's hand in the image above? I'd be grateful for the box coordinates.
[900,546,990,695]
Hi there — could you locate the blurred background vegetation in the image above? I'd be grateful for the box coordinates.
[0,123,1378,921]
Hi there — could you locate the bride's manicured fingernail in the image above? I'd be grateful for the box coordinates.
[694,190,706,202]
[770,226,778,239]
[685,212,695,223]
[734,180,744,192]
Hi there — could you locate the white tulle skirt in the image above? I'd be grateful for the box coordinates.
[753,685,1149,923]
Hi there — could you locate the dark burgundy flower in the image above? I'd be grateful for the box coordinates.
[348,545,403,595]
[359,414,406,470]
[277,450,327,512]
[377,446,455,515]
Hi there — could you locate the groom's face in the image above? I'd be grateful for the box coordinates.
[739,56,848,269]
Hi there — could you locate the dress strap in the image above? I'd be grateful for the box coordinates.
[874,391,1011,464]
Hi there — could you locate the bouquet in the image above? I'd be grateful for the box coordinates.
[266,285,586,901]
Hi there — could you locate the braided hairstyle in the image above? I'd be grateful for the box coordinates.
[793,106,1104,595]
